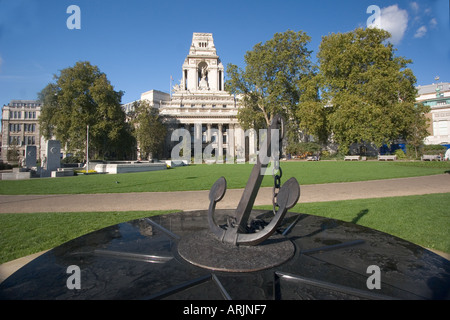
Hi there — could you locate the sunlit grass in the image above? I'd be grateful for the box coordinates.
[1,161,448,195]
[1,192,449,264]
[0,210,178,264]
[259,192,450,254]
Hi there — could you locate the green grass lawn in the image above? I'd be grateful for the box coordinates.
[1,161,448,265]
[1,160,449,195]
[0,210,177,264]
[1,193,449,264]
[259,192,450,254]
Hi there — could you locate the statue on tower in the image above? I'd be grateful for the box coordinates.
[198,64,209,90]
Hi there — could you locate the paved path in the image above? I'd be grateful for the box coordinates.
[0,174,449,213]
[1,174,449,284]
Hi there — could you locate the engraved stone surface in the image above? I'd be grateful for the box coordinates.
[46,140,61,172]
[1,210,449,300]
[178,230,295,272]
[25,145,36,169]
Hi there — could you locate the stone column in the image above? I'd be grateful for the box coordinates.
[207,123,212,142]
[194,122,203,164]
[227,123,235,162]
[218,124,223,161]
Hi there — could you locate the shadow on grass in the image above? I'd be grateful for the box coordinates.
[351,209,369,224]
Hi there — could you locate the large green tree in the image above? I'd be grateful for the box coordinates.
[39,61,134,160]
[311,27,423,154]
[225,30,315,137]
[129,100,166,160]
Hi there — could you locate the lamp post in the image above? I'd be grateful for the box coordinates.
[86,125,89,172]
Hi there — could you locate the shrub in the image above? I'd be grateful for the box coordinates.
[395,149,406,159]
[74,170,97,175]
[62,155,81,164]
[422,144,446,154]
[0,162,13,170]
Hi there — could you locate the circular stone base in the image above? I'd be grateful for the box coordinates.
[177,230,295,272]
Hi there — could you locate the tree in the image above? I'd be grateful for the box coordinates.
[7,138,20,163]
[130,100,167,160]
[315,27,421,154]
[225,30,315,135]
[295,74,330,144]
[405,102,431,158]
[38,61,134,160]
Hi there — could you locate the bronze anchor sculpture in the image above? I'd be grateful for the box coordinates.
[207,114,300,246]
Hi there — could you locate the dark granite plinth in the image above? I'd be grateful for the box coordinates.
[0,210,449,300]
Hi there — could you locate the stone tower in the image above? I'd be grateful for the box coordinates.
[180,33,225,92]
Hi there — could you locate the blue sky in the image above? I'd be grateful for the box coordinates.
[0,0,449,113]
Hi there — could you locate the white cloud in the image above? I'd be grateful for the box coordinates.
[414,25,427,38]
[429,18,438,28]
[410,2,419,13]
[379,5,409,45]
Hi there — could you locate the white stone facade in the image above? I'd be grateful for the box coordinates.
[1,100,42,163]
[138,33,255,161]
[417,82,450,145]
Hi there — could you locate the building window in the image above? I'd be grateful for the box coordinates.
[27,136,35,145]
[222,105,227,108]
[10,137,20,145]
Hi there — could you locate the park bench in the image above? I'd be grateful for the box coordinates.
[377,155,397,161]
[421,155,440,161]
[344,156,360,161]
